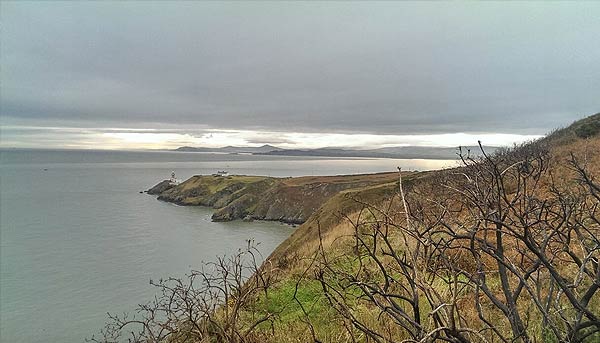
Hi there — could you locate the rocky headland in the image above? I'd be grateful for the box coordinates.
[147,172,405,224]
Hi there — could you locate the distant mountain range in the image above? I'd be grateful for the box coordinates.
[174,144,499,160]
[175,144,283,154]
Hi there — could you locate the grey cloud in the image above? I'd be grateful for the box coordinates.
[1,2,599,138]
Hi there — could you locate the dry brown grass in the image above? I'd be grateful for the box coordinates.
[258,124,600,343]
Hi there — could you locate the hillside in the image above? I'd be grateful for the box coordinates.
[542,112,600,145]
[267,113,600,270]
[249,113,600,343]
[148,172,404,224]
[131,113,600,343]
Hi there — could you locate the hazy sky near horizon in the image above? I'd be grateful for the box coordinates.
[1,2,599,149]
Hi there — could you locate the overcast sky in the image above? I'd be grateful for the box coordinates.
[1,2,599,149]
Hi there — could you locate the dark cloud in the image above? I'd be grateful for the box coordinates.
[1,1,599,139]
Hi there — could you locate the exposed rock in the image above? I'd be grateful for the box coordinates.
[147,180,175,195]
[212,193,257,221]
[147,172,402,224]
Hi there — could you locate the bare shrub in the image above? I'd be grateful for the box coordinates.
[313,142,599,342]
[88,240,278,343]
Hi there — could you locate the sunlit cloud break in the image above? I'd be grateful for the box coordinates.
[0,126,542,150]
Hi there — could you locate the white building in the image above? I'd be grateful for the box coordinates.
[169,171,181,184]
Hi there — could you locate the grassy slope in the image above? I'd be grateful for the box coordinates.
[268,113,600,271]
[266,171,428,268]
[157,175,274,206]
[248,113,600,342]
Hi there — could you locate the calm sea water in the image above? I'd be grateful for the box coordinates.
[0,149,455,342]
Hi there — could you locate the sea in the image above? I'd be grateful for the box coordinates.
[0,149,456,342]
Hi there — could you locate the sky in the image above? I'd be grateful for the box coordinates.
[1,1,599,149]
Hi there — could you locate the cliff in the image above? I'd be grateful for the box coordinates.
[148,172,405,224]
[147,180,176,195]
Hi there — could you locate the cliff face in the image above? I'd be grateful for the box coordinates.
[147,180,175,195]
[148,172,402,224]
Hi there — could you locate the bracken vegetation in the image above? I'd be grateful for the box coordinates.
[91,114,600,343]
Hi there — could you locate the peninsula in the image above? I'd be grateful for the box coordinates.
[148,171,416,224]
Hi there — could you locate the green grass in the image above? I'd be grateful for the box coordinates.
[236,276,362,342]
[255,278,332,326]
[204,175,272,193]
[544,112,600,145]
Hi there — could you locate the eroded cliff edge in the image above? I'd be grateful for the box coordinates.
[147,172,402,224]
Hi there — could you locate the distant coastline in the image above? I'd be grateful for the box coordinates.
[174,144,499,160]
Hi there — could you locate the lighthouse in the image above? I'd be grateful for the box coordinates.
[169,171,179,184]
